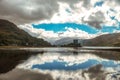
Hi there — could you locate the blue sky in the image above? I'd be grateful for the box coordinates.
[32,23,98,34]
[94,0,104,7]
[33,23,120,34]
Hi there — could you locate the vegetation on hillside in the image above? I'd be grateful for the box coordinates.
[83,33,120,47]
[0,19,51,47]
[61,43,81,47]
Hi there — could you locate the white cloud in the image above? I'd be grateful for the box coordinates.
[17,51,120,69]
[18,24,96,44]
[0,0,120,28]
[58,27,96,38]
[35,0,120,29]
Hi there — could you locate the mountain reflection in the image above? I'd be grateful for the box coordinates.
[17,48,120,80]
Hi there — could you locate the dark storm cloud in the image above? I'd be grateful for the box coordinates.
[60,0,80,8]
[0,0,79,24]
[86,21,103,29]
[0,69,53,80]
[83,11,105,29]
[0,0,90,25]
[82,64,106,80]
[0,0,59,24]
[110,0,120,5]
[82,0,91,9]
[89,11,105,22]
[0,0,119,29]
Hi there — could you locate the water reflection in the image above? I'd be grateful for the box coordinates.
[17,48,120,80]
[32,59,119,71]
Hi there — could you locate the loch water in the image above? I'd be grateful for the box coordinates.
[16,48,120,80]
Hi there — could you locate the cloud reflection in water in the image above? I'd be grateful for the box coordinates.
[17,50,120,80]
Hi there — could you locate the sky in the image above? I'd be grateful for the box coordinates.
[0,0,120,43]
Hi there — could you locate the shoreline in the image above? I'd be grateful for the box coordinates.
[0,46,120,52]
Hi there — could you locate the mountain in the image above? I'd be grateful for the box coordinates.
[54,37,82,46]
[0,19,51,47]
[83,33,120,46]
[55,33,120,47]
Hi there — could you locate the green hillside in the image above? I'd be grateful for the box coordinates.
[0,19,51,47]
[83,33,120,47]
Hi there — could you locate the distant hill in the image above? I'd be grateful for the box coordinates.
[83,33,120,46]
[55,33,120,47]
[0,19,51,47]
[54,37,82,46]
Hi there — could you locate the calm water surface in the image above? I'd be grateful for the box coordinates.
[17,48,120,80]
